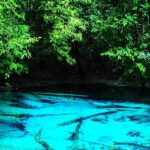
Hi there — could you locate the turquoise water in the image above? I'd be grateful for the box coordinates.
[0,91,150,150]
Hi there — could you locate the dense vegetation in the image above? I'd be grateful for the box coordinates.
[0,0,150,84]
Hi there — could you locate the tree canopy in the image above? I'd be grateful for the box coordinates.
[0,0,36,79]
[0,0,150,82]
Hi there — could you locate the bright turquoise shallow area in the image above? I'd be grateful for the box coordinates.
[0,91,150,150]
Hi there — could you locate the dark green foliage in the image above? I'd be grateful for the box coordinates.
[42,0,90,64]
[0,0,36,79]
[98,0,150,80]
[0,0,150,82]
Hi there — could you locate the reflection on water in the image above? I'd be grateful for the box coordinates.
[0,91,150,150]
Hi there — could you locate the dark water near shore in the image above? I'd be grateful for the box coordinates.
[18,83,150,103]
[0,84,150,150]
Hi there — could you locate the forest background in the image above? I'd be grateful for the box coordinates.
[0,0,150,87]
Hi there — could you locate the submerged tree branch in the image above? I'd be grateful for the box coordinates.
[35,129,53,150]
[114,142,150,149]
[69,120,82,141]
[69,120,83,149]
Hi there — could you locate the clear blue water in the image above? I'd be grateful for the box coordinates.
[0,90,150,150]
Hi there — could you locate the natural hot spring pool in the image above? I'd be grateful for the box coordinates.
[0,90,150,150]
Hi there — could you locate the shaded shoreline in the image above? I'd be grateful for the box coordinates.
[0,80,150,105]
[1,79,150,91]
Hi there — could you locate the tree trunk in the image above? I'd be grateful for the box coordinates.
[72,42,86,80]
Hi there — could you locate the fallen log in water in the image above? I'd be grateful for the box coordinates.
[59,110,117,126]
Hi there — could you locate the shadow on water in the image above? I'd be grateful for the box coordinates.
[12,83,150,104]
